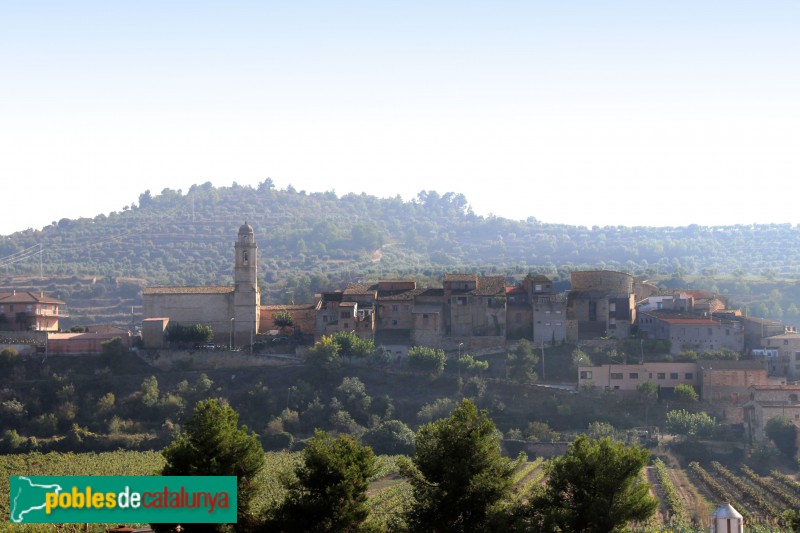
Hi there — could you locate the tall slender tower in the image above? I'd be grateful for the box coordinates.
[233,222,260,347]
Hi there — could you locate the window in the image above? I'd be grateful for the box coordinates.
[341,311,349,319]
[242,251,249,265]
[545,322,551,326]
[790,394,798,403]
[580,371,592,380]
[795,352,800,361]
[657,373,666,380]
[391,319,397,326]
[546,310,551,314]
[392,305,399,312]
[785,339,789,346]
[670,373,678,380]
[343,322,349,328]
[685,373,693,379]
[556,310,561,314]
[610,373,623,380]
[404,305,410,311]
[708,328,713,336]
[535,284,542,291]
[556,322,562,326]
[629,373,639,379]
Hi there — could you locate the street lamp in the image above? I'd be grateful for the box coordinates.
[229,317,235,351]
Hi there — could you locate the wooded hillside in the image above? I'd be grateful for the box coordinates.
[2,181,800,326]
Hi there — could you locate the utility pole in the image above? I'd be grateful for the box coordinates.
[541,339,546,381]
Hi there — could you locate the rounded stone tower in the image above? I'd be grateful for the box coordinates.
[233,222,260,347]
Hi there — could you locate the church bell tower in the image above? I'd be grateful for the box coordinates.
[233,222,260,346]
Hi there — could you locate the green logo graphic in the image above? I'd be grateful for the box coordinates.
[9,476,237,524]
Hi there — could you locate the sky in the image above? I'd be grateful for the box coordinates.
[2,1,799,236]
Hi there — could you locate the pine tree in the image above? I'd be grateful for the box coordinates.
[402,399,519,532]
[156,399,265,532]
[526,435,657,532]
[272,430,376,532]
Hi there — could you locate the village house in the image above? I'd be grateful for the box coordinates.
[638,311,744,355]
[760,331,800,380]
[567,270,637,340]
[411,288,445,347]
[0,291,66,332]
[261,303,318,336]
[697,360,779,419]
[742,384,800,443]
[578,361,698,393]
[527,274,576,346]
[47,330,132,355]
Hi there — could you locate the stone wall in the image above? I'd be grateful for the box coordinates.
[571,270,633,293]
[137,348,300,371]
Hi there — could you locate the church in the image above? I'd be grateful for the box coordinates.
[142,222,261,347]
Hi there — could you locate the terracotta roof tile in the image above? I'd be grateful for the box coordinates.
[0,291,65,305]
[343,283,378,295]
[444,274,477,282]
[474,276,507,296]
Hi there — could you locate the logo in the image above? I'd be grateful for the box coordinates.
[9,476,237,524]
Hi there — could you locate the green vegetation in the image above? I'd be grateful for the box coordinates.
[401,399,520,532]
[270,430,376,532]
[766,415,799,459]
[160,399,265,530]
[5,183,800,329]
[407,346,447,376]
[665,409,716,439]
[525,435,657,532]
[506,339,539,383]
[672,384,699,403]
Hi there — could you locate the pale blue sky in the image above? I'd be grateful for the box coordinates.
[2,1,798,235]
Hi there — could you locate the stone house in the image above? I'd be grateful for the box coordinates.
[697,360,776,409]
[567,270,636,340]
[743,384,800,443]
[443,274,506,339]
[761,332,800,380]
[315,292,370,339]
[411,288,445,347]
[734,316,785,353]
[638,311,744,355]
[261,303,318,336]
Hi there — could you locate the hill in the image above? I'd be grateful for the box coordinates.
[2,181,800,327]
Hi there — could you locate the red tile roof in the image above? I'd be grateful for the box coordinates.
[0,291,65,305]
